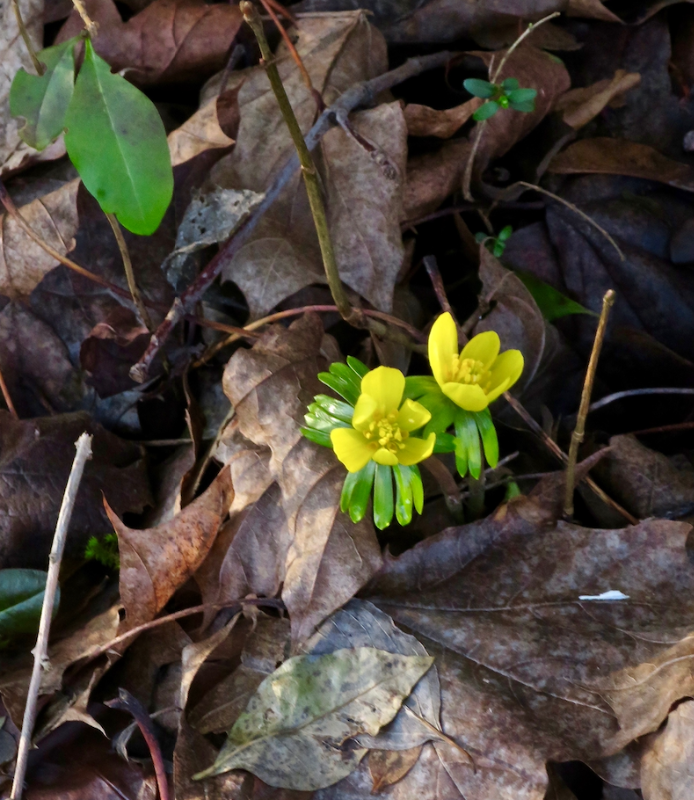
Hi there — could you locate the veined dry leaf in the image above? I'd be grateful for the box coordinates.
[214,418,274,511]
[404,99,481,139]
[105,465,233,630]
[168,98,235,167]
[403,138,472,222]
[641,700,694,800]
[367,495,694,800]
[222,314,382,642]
[368,747,422,792]
[57,0,243,84]
[0,411,150,570]
[195,647,434,790]
[550,138,694,191]
[0,178,79,298]
[555,71,641,130]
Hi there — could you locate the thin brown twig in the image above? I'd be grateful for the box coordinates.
[423,256,455,319]
[0,364,18,418]
[11,433,93,800]
[130,49,455,382]
[503,391,638,525]
[11,0,45,75]
[105,213,153,331]
[589,387,694,413]
[630,420,694,436]
[564,289,615,519]
[69,0,98,37]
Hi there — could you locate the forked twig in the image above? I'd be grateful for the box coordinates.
[564,290,615,519]
[11,433,93,800]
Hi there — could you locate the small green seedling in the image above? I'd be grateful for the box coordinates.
[85,533,120,570]
[464,77,538,121]
[476,225,513,258]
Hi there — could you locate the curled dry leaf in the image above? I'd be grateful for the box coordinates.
[366,495,694,799]
[404,99,481,139]
[641,699,694,800]
[105,465,233,630]
[0,410,150,570]
[555,71,641,131]
[368,747,422,792]
[0,178,80,298]
[168,98,235,168]
[57,0,243,85]
[567,0,623,23]
[403,139,472,222]
[195,647,434,791]
[222,314,382,642]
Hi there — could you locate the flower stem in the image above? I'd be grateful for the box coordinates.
[564,289,615,519]
[240,1,353,322]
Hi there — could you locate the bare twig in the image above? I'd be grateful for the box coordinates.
[69,0,98,37]
[105,213,153,331]
[421,456,463,522]
[106,690,170,800]
[564,289,615,519]
[130,49,455,381]
[423,256,455,320]
[503,391,638,525]
[11,433,93,800]
[630,420,694,436]
[489,12,561,84]
[11,0,44,75]
[0,364,18,418]
[589,387,694,413]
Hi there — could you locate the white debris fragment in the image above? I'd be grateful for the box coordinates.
[578,590,630,601]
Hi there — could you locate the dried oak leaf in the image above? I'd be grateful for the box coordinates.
[0,179,79,298]
[367,496,694,800]
[212,13,405,317]
[641,699,694,800]
[56,0,243,84]
[168,97,235,168]
[222,313,382,642]
[404,99,481,139]
[554,71,641,131]
[105,465,233,630]
[0,411,151,569]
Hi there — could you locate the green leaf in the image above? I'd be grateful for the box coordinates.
[300,427,333,448]
[509,99,536,113]
[403,375,439,401]
[328,361,362,398]
[346,356,369,378]
[410,465,424,514]
[195,647,434,790]
[498,225,513,242]
[507,88,538,104]
[0,569,59,642]
[455,409,482,479]
[473,408,499,468]
[433,431,456,453]
[10,37,79,151]
[501,77,520,92]
[393,464,414,526]
[514,270,596,321]
[373,464,394,530]
[419,392,455,436]
[318,372,359,406]
[312,396,354,424]
[305,404,350,432]
[463,78,496,99]
[473,101,500,121]
[348,460,375,523]
[64,39,173,235]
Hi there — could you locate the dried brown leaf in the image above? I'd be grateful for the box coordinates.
[223,314,382,642]
[555,71,641,130]
[403,139,472,222]
[106,465,233,630]
[404,99,481,139]
[0,411,150,569]
[641,700,694,800]
[567,0,623,22]
[168,98,235,168]
[0,179,79,298]
[368,747,422,792]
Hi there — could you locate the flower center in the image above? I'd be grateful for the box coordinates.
[450,356,491,388]
[363,411,409,454]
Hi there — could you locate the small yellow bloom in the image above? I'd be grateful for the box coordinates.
[330,366,436,473]
[428,312,524,412]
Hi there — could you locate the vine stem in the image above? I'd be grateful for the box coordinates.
[11,0,45,75]
[11,433,93,800]
[240,1,352,322]
[105,213,153,331]
[564,289,615,519]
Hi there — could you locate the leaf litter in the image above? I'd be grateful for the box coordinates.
[5,2,694,799]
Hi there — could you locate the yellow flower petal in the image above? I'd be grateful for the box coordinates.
[488,349,524,396]
[460,330,500,369]
[361,366,405,415]
[398,433,436,466]
[352,393,378,431]
[330,428,376,472]
[442,382,489,412]
[397,399,431,432]
[373,447,399,466]
[428,312,458,387]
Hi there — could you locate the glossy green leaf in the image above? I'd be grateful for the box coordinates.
[404,375,439,401]
[319,362,361,405]
[509,99,536,113]
[501,77,520,92]
[0,569,58,643]
[514,270,596,321]
[10,37,79,151]
[313,396,353,423]
[393,464,414,526]
[498,225,513,242]
[507,88,538,104]
[419,392,455,436]
[348,460,375,523]
[300,427,333,448]
[346,356,369,378]
[410,465,424,514]
[464,78,496,98]
[373,464,394,530]
[455,409,482,479]
[473,408,499,467]
[64,39,173,235]
[473,101,500,121]
[433,431,456,453]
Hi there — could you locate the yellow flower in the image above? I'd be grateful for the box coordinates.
[330,366,436,473]
[428,312,524,412]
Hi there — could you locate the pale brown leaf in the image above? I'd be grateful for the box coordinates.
[555,71,641,130]
[168,98,235,167]
[641,700,694,800]
[404,99,481,139]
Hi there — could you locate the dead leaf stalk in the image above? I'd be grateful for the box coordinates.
[240,1,351,322]
[11,0,45,76]
[11,433,93,800]
[0,363,19,418]
[69,0,98,37]
[503,391,638,525]
[131,50,454,381]
[105,213,154,331]
[106,690,170,800]
[564,289,616,519]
